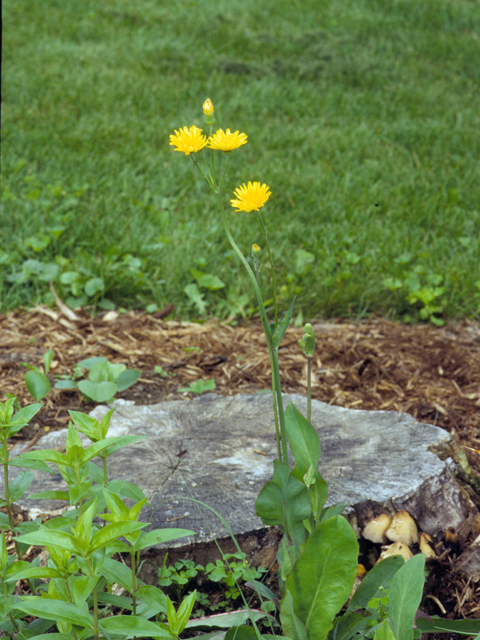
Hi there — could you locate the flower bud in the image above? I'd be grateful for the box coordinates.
[299,323,315,358]
[252,243,261,257]
[203,98,215,124]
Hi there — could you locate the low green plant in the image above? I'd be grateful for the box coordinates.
[204,552,267,602]
[0,396,200,638]
[384,262,445,326]
[158,558,204,600]
[55,356,141,403]
[22,349,54,401]
[178,379,216,395]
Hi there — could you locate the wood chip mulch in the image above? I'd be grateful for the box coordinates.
[1,305,480,619]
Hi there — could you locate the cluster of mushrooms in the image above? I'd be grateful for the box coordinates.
[362,510,436,563]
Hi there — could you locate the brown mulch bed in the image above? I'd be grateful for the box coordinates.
[1,305,480,620]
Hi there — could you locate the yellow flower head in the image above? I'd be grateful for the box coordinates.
[203,98,214,116]
[169,125,207,155]
[207,129,248,152]
[231,182,271,213]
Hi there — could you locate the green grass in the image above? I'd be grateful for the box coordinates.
[2,0,480,323]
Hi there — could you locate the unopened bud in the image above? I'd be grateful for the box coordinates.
[203,98,215,124]
[299,323,315,358]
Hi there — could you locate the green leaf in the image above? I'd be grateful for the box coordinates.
[27,490,70,501]
[8,470,35,502]
[185,609,271,629]
[134,527,195,551]
[12,598,93,628]
[90,521,147,551]
[175,590,197,634]
[76,356,107,369]
[389,553,425,640]
[331,613,368,640]
[255,460,310,544]
[100,556,146,592]
[280,589,308,640]
[16,529,80,555]
[16,448,69,466]
[198,274,226,290]
[347,555,405,614]
[4,566,63,581]
[100,615,172,638]
[136,585,169,616]
[77,380,118,403]
[284,402,320,480]
[55,379,78,390]
[245,579,280,611]
[24,370,51,401]
[43,349,54,374]
[374,619,396,640]
[9,403,43,427]
[225,626,259,640]
[184,283,207,314]
[416,616,480,635]
[84,277,104,297]
[8,456,55,474]
[84,435,145,462]
[284,515,359,640]
[72,575,100,606]
[271,297,296,349]
[116,368,141,392]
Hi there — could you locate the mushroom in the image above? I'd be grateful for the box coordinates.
[385,510,418,546]
[419,532,436,560]
[362,514,392,544]
[378,541,413,563]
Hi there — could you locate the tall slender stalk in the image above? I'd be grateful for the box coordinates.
[217,195,288,463]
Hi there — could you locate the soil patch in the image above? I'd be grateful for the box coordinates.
[1,306,480,619]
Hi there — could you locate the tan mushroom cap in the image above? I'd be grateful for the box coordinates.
[385,510,419,546]
[362,514,392,544]
[378,540,413,563]
[419,532,436,559]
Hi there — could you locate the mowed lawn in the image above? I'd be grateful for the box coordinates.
[2,0,480,323]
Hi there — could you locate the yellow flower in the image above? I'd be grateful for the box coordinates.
[231,182,271,212]
[203,98,214,116]
[169,126,207,155]
[207,129,248,152]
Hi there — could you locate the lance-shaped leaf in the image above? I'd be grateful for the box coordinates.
[8,469,35,502]
[83,435,145,462]
[8,403,43,428]
[284,515,359,640]
[16,528,87,556]
[284,402,320,480]
[134,527,196,552]
[100,615,172,638]
[346,554,404,614]
[272,297,296,349]
[90,520,147,552]
[389,553,425,640]
[12,597,94,629]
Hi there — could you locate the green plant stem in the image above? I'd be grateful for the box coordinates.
[217,194,287,463]
[131,547,137,616]
[307,355,312,423]
[2,455,15,531]
[256,211,278,327]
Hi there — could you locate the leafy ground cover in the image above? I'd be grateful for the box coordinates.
[2,308,480,624]
[2,0,480,322]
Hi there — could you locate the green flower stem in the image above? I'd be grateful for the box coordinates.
[256,211,278,327]
[131,547,137,615]
[2,454,14,531]
[307,355,312,423]
[217,195,288,463]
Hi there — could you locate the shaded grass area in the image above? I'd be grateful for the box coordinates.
[2,0,480,322]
